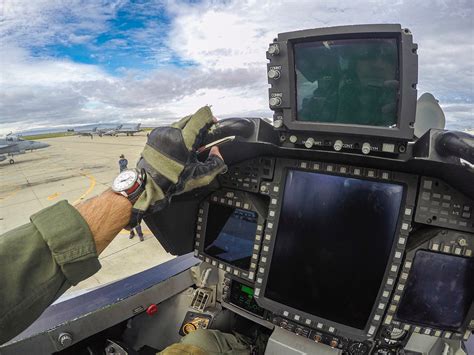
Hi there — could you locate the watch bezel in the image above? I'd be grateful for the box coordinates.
[112,169,139,193]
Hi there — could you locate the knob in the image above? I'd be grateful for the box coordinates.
[305,138,315,148]
[269,97,282,107]
[268,69,281,79]
[273,119,283,128]
[268,44,280,55]
[361,142,371,155]
[289,135,298,144]
[330,339,338,348]
[58,332,73,347]
[458,238,467,247]
[334,140,343,151]
[313,334,322,342]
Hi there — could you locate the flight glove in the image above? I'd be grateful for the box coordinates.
[131,106,227,226]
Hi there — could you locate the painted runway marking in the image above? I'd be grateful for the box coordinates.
[73,174,96,205]
[47,192,61,201]
[0,187,20,202]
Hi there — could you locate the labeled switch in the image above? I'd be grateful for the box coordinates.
[268,68,281,79]
[269,97,282,107]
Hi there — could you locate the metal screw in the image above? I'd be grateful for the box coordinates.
[58,332,73,347]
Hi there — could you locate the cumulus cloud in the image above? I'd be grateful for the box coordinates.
[0,0,472,134]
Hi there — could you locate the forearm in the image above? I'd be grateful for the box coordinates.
[0,190,131,344]
[76,189,132,254]
[0,201,101,344]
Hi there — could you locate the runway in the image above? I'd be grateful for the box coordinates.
[0,134,175,294]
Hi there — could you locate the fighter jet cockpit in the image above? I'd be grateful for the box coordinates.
[2,24,473,355]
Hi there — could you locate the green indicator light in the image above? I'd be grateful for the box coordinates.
[240,285,254,297]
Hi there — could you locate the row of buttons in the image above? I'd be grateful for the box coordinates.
[416,178,473,232]
[271,317,346,350]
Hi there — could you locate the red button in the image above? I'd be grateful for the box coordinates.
[146,304,158,316]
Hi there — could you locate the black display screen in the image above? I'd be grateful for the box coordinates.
[204,204,258,270]
[294,38,399,127]
[265,170,404,329]
[396,250,474,330]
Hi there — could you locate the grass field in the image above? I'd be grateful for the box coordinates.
[22,132,72,140]
[22,127,154,140]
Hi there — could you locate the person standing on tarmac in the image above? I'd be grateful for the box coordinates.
[0,107,249,354]
[118,154,128,172]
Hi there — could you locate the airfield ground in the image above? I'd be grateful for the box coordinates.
[0,134,175,294]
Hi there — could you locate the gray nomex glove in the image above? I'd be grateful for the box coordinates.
[131,106,227,226]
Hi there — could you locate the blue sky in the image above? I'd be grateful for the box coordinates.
[0,0,472,134]
[29,2,193,73]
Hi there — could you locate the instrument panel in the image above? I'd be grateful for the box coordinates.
[193,155,474,353]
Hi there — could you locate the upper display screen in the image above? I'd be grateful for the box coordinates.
[265,170,404,330]
[204,203,258,270]
[395,250,474,330]
[294,38,399,127]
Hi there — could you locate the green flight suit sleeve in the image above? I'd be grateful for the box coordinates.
[0,200,101,344]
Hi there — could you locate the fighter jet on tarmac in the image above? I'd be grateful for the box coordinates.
[97,124,123,136]
[0,134,50,164]
[116,123,142,136]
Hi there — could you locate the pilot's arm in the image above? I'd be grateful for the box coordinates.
[0,106,227,344]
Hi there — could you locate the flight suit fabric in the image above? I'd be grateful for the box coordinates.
[159,329,250,355]
[0,201,100,344]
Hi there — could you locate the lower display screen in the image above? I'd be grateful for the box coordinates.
[265,170,404,330]
[204,203,258,270]
[395,250,474,330]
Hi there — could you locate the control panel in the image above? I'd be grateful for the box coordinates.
[195,156,474,352]
[222,277,265,318]
[268,315,372,354]
[219,157,275,192]
[415,177,473,232]
[278,131,408,157]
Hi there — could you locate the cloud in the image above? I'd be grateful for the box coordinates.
[0,0,472,134]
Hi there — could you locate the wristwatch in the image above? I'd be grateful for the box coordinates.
[112,169,146,202]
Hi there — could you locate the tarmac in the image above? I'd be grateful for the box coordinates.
[0,134,175,294]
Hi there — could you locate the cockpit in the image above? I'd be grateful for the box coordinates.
[1,24,472,355]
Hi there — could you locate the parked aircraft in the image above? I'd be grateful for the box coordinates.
[0,134,49,164]
[116,123,142,136]
[97,124,123,136]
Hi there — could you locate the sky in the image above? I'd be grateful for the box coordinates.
[0,0,473,134]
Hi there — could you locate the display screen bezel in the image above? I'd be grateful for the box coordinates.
[394,250,474,331]
[268,25,418,140]
[195,190,266,281]
[253,158,418,340]
[385,227,474,339]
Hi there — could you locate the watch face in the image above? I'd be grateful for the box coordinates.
[112,170,138,192]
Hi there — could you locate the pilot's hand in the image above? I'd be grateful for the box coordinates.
[131,106,227,226]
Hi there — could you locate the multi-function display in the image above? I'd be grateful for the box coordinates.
[204,204,258,270]
[395,250,474,330]
[265,170,404,329]
[295,38,399,127]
